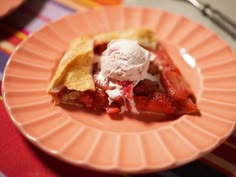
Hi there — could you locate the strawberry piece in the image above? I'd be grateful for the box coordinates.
[183,98,198,113]
[148,61,160,74]
[134,79,159,96]
[154,47,180,74]
[147,92,174,113]
[174,98,198,114]
[133,96,147,111]
[105,107,121,114]
[160,70,192,101]
[93,90,109,109]
[134,92,174,114]
[94,43,108,55]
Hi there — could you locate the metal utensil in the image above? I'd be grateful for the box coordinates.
[182,0,236,39]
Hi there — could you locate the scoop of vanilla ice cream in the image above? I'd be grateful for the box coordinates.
[100,39,151,81]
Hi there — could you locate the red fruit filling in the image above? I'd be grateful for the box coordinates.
[56,43,198,115]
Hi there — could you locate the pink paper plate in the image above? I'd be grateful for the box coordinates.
[0,0,25,17]
[2,6,236,174]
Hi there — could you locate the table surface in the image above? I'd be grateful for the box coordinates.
[125,0,236,52]
[0,0,235,177]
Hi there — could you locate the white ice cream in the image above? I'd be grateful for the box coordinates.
[100,39,151,82]
[97,39,155,114]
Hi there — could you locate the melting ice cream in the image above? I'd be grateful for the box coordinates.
[97,39,154,113]
[100,39,151,82]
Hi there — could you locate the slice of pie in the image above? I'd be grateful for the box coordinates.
[48,28,198,115]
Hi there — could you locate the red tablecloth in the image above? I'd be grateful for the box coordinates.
[0,0,235,177]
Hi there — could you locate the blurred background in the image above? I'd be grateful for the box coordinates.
[125,0,236,51]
